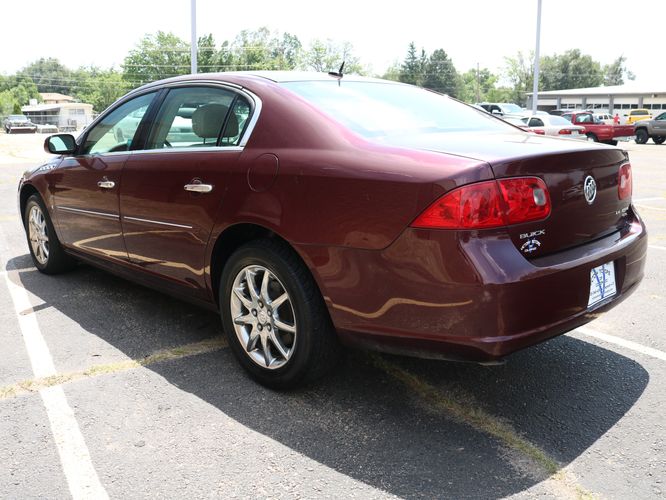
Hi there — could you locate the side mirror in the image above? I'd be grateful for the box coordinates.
[44,134,77,155]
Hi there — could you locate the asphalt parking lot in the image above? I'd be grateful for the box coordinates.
[0,133,664,499]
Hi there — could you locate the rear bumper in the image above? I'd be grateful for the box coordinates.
[297,208,647,362]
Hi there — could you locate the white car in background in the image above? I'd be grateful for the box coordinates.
[520,114,587,139]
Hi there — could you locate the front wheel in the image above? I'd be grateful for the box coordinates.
[220,239,340,389]
[24,194,76,274]
[635,129,649,144]
[653,136,665,145]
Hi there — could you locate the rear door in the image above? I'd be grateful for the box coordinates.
[120,85,253,299]
[52,91,157,262]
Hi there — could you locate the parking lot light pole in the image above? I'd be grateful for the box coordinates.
[532,0,542,114]
[191,0,197,74]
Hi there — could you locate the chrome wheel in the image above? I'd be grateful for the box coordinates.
[28,205,49,265]
[230,265,297,369]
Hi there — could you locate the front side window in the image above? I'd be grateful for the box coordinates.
[80,92,156,155]
[146,86,249,149]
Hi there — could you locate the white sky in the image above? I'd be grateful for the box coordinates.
[3,0,663,85]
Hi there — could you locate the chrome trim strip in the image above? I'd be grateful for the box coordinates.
[123,216,193,229]
[238,88,262,148]
[133,146,244,155]
[57,206,120,220]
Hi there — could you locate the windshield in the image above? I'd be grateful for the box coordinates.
[548,116,571,126]
[500,103,523,113]
[281,81,517,143]
[9,115,28,121]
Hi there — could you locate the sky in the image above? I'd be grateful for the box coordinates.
[3,0,663,85]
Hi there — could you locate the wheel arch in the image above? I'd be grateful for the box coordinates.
[207,223,325,307]
[19,184,41,224]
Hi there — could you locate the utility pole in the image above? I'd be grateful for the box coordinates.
[190,0,197,74]
[531,0,542,113]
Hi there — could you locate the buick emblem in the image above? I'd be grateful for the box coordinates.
[583,175,597,204]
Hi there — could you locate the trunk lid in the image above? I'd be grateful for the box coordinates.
[401,132,631,257]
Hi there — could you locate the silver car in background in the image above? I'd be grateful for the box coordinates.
[519,114,587,140]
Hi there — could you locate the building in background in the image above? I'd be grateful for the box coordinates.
[527,84,666,122]
[21,92,94,131]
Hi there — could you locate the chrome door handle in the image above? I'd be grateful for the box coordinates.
[97,180,115,189]
[184,183,213,193]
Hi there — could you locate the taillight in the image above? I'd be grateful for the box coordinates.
[411,177,551,230]
[498,177,551,224]
[558,129,572,135]
[618,163,632,200]
[532,129,545,135]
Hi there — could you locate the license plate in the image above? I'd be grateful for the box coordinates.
[618,136,635,142]
[588,262,617,307]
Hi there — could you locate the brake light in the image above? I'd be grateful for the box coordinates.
[618,163,632,200]
[532,129,545,135]
[411,177,551,229]
[558,129,572,135]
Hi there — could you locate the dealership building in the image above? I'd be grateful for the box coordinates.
[527,84,666,117]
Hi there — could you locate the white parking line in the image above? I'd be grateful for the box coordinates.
[0,237,108,499]
[576,326,666,362]
[649,245,666,251]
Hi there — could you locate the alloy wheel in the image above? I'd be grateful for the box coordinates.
[230,265,297,369]
[28,205,49,265]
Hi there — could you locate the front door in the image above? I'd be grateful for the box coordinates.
[120,85,252,299]
[52,92,157,263]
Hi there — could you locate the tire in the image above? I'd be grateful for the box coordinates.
[586,133,598,142]
[635,129,649,144]
[23,194,76,274]
[607,140,618,146]
[220,238,340,389]
[653,136,665,145]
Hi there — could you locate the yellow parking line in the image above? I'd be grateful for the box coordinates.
[371,355,595,499]
[0,336,227,401]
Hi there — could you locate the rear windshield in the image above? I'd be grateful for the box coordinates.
[549,116,571,126]
[281,81,516,141]
[632,110,649,115]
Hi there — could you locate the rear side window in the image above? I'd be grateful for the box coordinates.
[528,118,544,127]
[282,81,517,142]
[146,87,250,149]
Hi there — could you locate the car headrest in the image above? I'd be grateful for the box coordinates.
[191,104,239,140]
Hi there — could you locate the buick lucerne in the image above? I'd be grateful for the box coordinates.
[18,72,647,388]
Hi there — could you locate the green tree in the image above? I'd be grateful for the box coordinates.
[399,42,424,85]
[71,67,129,112]
[17,58,73,94]
[122,31,190,84]
[603,55,635,86]
[423,49,459,97]
[539,49,603,90]
[503,51,534,106]
[459,67,498,102]
[300,39,363,74]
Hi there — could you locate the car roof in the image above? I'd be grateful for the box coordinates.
[128,71,402,97]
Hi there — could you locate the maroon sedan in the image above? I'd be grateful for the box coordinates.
[18,72,647,388]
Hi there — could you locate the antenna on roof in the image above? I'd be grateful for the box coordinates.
[328,61,345,78]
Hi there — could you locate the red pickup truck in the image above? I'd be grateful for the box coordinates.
[561,111,635,145]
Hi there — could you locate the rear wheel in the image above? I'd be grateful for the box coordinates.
[635,129,649,144]
[586,133,598,142]
[24,194,76,274]
[653,136,665,145]
[220,239,340,389]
